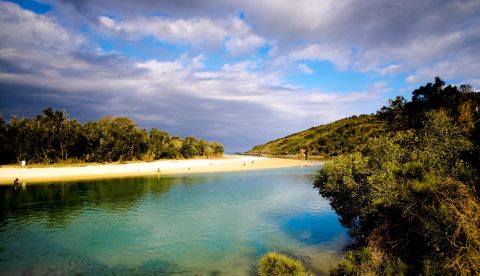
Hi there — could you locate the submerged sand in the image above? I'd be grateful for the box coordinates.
[0,155,321,185]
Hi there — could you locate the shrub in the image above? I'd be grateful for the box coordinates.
[315,111,480,274]
[258,252,310,276]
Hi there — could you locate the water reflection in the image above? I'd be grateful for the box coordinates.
[0,167,347,275]
[281,212,347,245]
[1,174,222,225]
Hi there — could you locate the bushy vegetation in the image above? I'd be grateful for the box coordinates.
[258,252,311,276]
[248,114,389,158]
[0,108,224,165]
[315,78,480,275]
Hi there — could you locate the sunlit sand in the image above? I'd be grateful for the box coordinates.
[0,155,321,185]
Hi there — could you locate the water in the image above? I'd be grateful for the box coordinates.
[0,166,348,275]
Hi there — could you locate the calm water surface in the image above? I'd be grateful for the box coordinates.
[0,166,348,275]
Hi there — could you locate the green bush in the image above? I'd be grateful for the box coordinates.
[315,111,480,274]
[257,252,310,276]
[331,246,407,276]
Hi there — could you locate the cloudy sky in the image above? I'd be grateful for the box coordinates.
[1,0,479,152]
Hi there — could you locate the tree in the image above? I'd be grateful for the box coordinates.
[315,111,479,274]
[209,141,224,157]
[0,108,225,164]
[147,128,170,159]
[166,136,183,159]
[95,117,148,161]
[0,116,11,164]
[180,136,198,158]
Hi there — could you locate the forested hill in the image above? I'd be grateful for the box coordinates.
[248,114,389,158]
[249,77,480,159]
[309,77,480,274]
[0,109,224,165]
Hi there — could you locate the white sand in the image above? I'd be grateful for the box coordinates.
[0,155,318,185]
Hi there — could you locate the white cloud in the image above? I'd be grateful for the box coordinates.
[98,16,115,28]
[190,55,205,69]
[3,0,480,151]
[0,0,381,152]
[99,15,265,55]
[49,0,480,84]
[288,44,351,70]
[376,64,402,76]
[405,75,416,84]
[238,0,480,82]
[98,15,226,50]
[224,18,265,55]
[0,1,84,53]
[221,61,257,72]
[0,47,381,151]
[298,63,313,74]
[225,34,264,56]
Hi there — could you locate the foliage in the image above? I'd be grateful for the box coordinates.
[248,114,389,157]
[258,252,311,276]
[314,78,480,275]
[331,246,407,276]
[0,108,224,164]
[250,77,480,162]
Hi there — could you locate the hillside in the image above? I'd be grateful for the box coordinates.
[256,77,480,274]
[248,114,390,158]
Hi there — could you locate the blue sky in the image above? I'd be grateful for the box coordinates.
[1,0,479,152]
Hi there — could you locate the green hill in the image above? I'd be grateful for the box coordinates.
[254,78,480,274]
[248,114,390,158]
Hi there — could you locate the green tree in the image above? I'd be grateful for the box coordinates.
[0,116,11,164]
[209,141,224,157]
[180,136,198,158]
[0,108,224,164]
[95,117,148,161]
[148,128,170,159]
[7,116,34,163]
[315,111,479,275]
[79,121,101,162]
[165,136,183,159]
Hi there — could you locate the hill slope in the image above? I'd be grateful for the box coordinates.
[248,114,390,158]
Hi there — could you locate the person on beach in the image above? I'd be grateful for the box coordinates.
[13,178,19,189]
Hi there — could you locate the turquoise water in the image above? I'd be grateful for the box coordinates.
[0,166,348,275]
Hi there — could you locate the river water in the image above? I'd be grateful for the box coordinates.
[0,166,348,275]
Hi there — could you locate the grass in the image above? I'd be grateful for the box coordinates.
[258,252,311,276]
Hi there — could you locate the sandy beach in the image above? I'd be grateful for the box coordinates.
[0,155,321,185]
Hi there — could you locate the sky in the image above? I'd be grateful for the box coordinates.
[0,0,479,152]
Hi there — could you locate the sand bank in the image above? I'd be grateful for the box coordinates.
[0,155,321,185]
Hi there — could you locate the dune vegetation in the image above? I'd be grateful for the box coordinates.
[258,252,311,276]
[0,108,224,165]
[317,78,480,274]
[258,77,480,275]
[248,114,389,158]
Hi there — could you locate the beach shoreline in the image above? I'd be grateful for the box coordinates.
[0,155,322,185]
